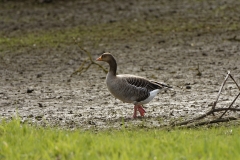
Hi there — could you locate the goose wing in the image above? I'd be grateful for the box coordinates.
[120,75,167,102]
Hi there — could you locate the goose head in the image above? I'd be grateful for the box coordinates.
[96,52,117,75]
[96,52,114,63]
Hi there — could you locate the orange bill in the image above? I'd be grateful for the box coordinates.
[96,56,102,61]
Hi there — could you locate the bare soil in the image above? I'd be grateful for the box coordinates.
[0,0,240,130]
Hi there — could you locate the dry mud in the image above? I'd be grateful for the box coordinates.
[0,0,240,130]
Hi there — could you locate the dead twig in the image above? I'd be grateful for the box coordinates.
[172,71,240,127]
[184,117,237,128]
[212,71,230,110]
[229,74,240,91]
[71,39,107,77]
[171,106,240,126]
[195,117,237,126]
[218,92,240,119]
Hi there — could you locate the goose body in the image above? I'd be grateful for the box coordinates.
[97,53,171,118]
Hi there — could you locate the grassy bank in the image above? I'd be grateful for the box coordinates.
[0,119,240,160]
[1,16,239,53]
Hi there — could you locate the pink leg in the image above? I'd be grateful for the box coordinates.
[137,105,146,117]
[133,105,138,118]
[133,105,146,118]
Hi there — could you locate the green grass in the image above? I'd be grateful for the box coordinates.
[0,20,168,51]
[1,118,240,160]
[1,17,239,53]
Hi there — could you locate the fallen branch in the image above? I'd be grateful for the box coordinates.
[219,92,240,119]
[172,71,240,127]
[229,74,240,91]
[212,71,230,110]
[171,106,240,126]
[184,117,237,128]
[71,39,107,77]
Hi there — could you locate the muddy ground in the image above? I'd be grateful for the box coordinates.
[0,0,240,130]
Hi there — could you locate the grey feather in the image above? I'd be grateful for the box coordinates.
[120,75,170,102]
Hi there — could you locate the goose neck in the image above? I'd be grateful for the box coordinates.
[108,58,117,76]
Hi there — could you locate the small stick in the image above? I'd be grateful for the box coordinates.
[172,106,240,126]
[218,73,240,118]
[229,74,240,91]
[184,117,237,128]
[196,117,237,126]
[213,107,240,112]
[76,41,108,73]
[71,39,108,76]
[212,71,230,110]
[171,109,214,126]
[218,92,240,119]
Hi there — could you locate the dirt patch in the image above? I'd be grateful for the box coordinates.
[0,0,240,129]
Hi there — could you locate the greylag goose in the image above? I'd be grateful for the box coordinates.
[96,53,172,118]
